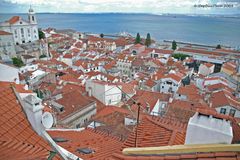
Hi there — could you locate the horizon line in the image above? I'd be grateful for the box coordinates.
[0,12,239,16]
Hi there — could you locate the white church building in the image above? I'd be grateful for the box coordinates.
[0,7,39,45]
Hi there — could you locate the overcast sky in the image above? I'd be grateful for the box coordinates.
[0,0,240,14]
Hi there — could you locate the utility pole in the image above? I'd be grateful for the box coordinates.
[236,58,240,92]
[134,102,141,147]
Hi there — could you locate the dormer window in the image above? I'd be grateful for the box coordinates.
[35,103,40,106]
[229,109,236,117]
[220,108,226,114]
[20,21,22,24]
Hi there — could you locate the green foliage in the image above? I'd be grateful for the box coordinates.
[172,40,177,50]
[39,54,47,58]
[12,57,24,67]
[34,89,43,99]
[38,30,45,39]
[172,53,189,61]
[100,33,104,38]
[135,33,141,44]
[216,44,221,49]
[145,33,151,47]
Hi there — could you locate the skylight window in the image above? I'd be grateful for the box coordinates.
[76,148,95,154]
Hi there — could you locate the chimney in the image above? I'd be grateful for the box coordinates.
[23,95,44,135]
[185,112,233,145]
[88,87,92,97]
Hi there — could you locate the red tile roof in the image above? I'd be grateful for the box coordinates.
[63,53,73,59]
[48,128,123,160]
[70,48,80,54]
[204,62,214,68]
[56,90,95,120]
[144,79,157,88]
[8,16,20,24]
[215,48,240,55]
[210,90,240,110]
[0,30,12,35]
[177,84,203,101]
[206,83,234,92]
[59,74,80,83]
[0,86,56,159]
[127,90,170,112]
[123,115,186,148]
[111,113,240,159]
[163,73,183,82]
[0,81,33,93]
[117,82,136,94]
[177,47,222,57]
[166,100,214,123]
[92,106,134,139]
[222,61,237,73]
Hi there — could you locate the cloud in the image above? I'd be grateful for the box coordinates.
[2,0,240,14]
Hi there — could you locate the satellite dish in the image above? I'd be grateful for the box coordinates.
[42,112,54,129]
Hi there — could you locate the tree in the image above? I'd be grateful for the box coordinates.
[135,33,141,44]
[145,33,151,47]
[172,40,177,50]
[100,33,104,38]
[39,54,47,58]
[12,57,24,67]
[172,53,189,61]
[216,44,221,49]
[38,30,45,39]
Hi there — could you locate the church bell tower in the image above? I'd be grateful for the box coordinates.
[28,6,37,24]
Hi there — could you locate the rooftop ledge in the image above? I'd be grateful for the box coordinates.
[123,144,240,156]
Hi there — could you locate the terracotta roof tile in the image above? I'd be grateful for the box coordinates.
[210,90,240,110]
[0,81,32,93]
[48,128,123,160]
[127,90,170,112]
[0,30,12,35]
[177,47,222,57]
[8,16,20,24]
[0,87,56,159]
[56,90,95,120]
[122,115,186,149]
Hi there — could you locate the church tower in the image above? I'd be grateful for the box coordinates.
[28,6,37,24]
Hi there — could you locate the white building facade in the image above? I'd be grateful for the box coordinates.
[0,7,39,45]
[86,80,122,105]
[0,63,20,84]
[159,77,181,93]
[0,31,16,60]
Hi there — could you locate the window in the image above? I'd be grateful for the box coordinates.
[32,16,35,21]
[229,109,236,117]
[21,28,24,34]
[14,30,17,35]
[220,108,226,114]
[162,86,164,89]
[166,81,172,85]
[76,124,81,128]
[28,28,30,33]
